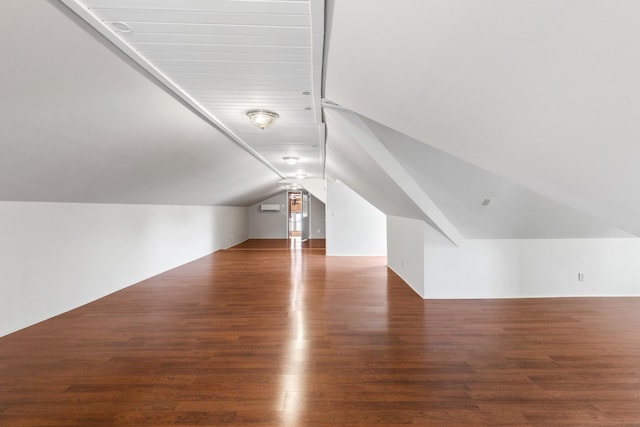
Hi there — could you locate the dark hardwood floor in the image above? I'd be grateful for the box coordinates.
[2,239,640,425]
[229,238,326,251]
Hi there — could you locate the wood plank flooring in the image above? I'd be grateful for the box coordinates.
[2,239,640,425]
[229,238,326,250]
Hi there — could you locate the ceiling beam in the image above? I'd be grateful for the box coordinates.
[323,102,464,247]
[310,0,327,178]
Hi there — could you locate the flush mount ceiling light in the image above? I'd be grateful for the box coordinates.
[295,173,307,179]
[247,110,279,129]
[282,156,299,166]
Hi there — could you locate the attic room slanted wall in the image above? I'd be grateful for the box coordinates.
[0,202,249,337]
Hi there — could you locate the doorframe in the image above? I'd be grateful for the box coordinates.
[287,191,302,239]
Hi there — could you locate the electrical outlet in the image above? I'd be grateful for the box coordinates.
[578,272,585,282]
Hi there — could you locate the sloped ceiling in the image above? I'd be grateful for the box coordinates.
[0,0,280,206]
[324,111,427,221]
[61,0,326,180]
[367,116,631,239]
[5,0,639,234]
[326,109,631,239]
[325,0,640,236]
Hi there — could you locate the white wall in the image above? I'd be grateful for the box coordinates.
[302,178,327,203]
[423,223,640,298]
[326,180,387,256]
[387,216,425,297]
[310,195,326,239]
[0,201,248,337]
[248,192,288,239]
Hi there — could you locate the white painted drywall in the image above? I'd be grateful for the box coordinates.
[326,180,387,256]
[302,178,327,203]
[310,195,326,239]
[326,0,640,237]
[387,216,425,297]
[422,224,640,299]
[0,201,248,337]
[368,116,632,239]
[325,109,463,246]
[248,192,288,239]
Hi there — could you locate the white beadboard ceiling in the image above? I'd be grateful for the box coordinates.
[61,0,325,180]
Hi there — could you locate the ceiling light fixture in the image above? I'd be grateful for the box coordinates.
[282,157,299,166]
[295,173,307,179]
[247,110,279,129]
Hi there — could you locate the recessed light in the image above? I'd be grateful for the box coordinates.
[111,21,132,33]
[302,91,311,95]
[282,157,299,166]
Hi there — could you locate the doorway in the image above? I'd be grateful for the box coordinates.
[287,190,310,242]
[288,191,302,238]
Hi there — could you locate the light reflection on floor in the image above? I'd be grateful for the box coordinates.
[278,243,307,425]
[289,236,301,249]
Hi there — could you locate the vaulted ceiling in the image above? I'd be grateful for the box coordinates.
[1,0,639,239]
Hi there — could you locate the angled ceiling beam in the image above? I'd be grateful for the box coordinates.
[323,102,464,247]
[310,0,327,178]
